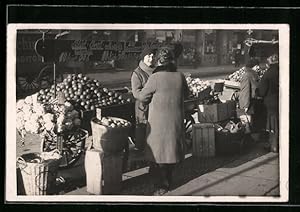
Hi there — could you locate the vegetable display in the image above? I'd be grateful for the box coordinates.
[16,93,81,141]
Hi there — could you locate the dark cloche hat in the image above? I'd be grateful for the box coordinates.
[139,46,157,60]
[155,47,175,67]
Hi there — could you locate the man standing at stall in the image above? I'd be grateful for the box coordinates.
[131,46,157,151]
[257,54,279,153]
[237,59,260,135]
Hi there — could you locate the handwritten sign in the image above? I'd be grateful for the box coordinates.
[55,40,175,63]
[17,33,177,63]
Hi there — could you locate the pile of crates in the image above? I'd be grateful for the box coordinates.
[192,100,244,157]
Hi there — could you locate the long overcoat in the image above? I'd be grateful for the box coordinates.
[257,63,279,133]
[135,67,189,164]
[239,68,259,114]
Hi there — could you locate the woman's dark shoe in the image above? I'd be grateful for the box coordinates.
[153,188,168,196]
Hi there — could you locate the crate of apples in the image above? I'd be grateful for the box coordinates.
[186,76,211,98]
[94,116,131,129]
[37,74,132,111]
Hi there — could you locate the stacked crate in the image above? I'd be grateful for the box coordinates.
[192,100,237,157]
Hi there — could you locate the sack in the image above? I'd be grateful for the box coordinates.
[239,114,252,134]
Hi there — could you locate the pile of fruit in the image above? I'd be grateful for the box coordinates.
[228,65,268,82]
[94,117,131,128]
[227,67,246,82]
[185,76,211,97]
[16,93,81,138]
[37,74,132,111]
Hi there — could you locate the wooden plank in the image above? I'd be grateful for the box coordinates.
[192,123,215,157]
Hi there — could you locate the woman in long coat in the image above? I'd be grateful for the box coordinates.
[257,54,279,152]
[134,47,190,194]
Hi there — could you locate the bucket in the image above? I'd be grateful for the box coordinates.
[16,151,61,195]
[91,117,131,153]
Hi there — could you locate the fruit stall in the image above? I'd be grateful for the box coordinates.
[15,31,278,195]
[16,68,220,194]
[16,66,269,195]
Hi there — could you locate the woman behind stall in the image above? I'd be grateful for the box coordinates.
[134,47,190,195]
[257,54,279,153]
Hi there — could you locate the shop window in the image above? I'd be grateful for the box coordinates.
[204,30,216,54]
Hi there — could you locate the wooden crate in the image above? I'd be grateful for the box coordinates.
[184,87,213,112]
[215,130,244,155]
[197,86,212,101]
[102,152,123,194]
[192,123,215,157]
[85,148,123,195]
[224,80,241,89]
[198,100,236,123]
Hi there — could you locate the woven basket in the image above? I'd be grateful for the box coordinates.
[16,151,61,195]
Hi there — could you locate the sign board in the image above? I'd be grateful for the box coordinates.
[17,34,178,63]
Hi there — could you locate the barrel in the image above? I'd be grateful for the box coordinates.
[90,117,131,153]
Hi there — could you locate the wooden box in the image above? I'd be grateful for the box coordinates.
[198,100,236,123]
[102,152,123,195]
[224,80,241,89]
[85,148,123,195]
[215,130,244,155]
[192,123,215,157]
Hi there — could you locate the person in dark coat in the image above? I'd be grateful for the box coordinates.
[134,47,190,195]
[257,54,279,152]
[237,59,260,133]
[131,46,157,151]
[234,49,242,67]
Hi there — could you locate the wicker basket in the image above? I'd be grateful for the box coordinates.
[16,151,61,195]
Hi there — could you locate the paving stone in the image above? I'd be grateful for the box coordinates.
[216,162,279,181]
[167,171,279,196]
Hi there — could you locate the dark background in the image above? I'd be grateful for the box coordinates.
[3,2,300,212]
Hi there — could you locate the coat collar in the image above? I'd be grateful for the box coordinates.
[139,61,155,76]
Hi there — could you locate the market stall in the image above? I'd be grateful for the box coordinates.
[15,30,278,195]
